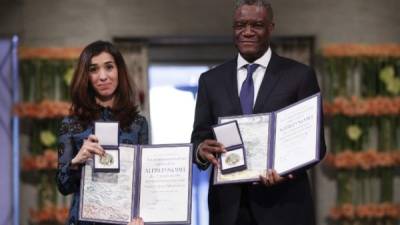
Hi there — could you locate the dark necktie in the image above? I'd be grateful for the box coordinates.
[240,64,259,114]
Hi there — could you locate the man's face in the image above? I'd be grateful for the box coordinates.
[233,4,274,62]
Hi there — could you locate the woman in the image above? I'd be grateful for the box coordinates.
[57,40,148,225]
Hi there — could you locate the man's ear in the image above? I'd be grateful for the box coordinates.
[268,22,275,33]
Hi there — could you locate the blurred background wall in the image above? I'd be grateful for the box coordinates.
[1,0,399,47]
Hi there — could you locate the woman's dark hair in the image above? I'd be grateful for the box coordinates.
[70,40,138,128]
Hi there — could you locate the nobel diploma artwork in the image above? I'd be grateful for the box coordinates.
[80,145,136,224]
[215,113,270,184]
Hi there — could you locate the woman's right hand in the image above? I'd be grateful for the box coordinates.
[128,217,144,225]
[71,134,105,166]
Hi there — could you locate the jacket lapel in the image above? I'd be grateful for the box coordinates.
[224,59,243,114]
[253,52,282,113]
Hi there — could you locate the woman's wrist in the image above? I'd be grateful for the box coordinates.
[70,158,80,169]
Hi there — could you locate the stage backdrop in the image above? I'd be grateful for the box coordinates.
[14,43,400,225]
[319,44,400,225]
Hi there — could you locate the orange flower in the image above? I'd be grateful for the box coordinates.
[29,205,69,224]
[374,203,386,218]
[21,149,58,171]
[377,152,395,167]
[55,207,69,223]
[323,44,400,57]
[325,149,400,170]
[324,97,400,117]
[356,150,378,170]
[356,204,372,218]
[341,203,355,219]
[22,157,36,171]
[334,150,357,169]
[380,203,399,219]
[44,149,57,162]
[331,203,400,221]
[19,47,82,60]
[392,152,400,164]
[323,153,335,167]
[329,207,342,220]
[13,100,71,118]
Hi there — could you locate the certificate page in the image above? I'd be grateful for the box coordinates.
[216,114,270,184]
[80,145,135,224]
[273,95,319,174]
[138,146,191,223]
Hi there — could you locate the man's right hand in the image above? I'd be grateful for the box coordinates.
[198,139,226,167]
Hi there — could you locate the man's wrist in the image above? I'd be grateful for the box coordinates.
[195,144,209,165]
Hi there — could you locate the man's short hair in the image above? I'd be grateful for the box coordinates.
[235,0,274,21]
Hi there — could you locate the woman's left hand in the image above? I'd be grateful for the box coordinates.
[127,217,144,225]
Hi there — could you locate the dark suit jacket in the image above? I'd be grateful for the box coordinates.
[191,52,326,225]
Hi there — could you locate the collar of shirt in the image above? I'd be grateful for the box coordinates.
[237,47,272,70]
[236,48,272,104]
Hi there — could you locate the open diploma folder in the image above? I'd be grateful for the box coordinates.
[214,93,322,185]
[79,144,193,224]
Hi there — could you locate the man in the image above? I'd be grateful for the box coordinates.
[191,0,326,225]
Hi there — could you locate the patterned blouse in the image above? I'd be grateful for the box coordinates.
[56,107,148,225]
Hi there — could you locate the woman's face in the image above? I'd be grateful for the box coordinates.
[88,51,118,101]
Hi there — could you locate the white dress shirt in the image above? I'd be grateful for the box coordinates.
[237,47,272,106]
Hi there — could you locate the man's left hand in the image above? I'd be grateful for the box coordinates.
[259,169,294,186]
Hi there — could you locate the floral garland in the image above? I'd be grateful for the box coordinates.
[329,203,400,220]
[322,44,400,57]
[29,205,69,224]
[22,149,58,171]
[15,96,400,118]
[324,150,400,170]
[13,100,71,118]
[19,47,82,59]
[324,96,400,116]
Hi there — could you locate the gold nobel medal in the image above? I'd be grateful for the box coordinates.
[99,152,114,166]
[225,153,240,166]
